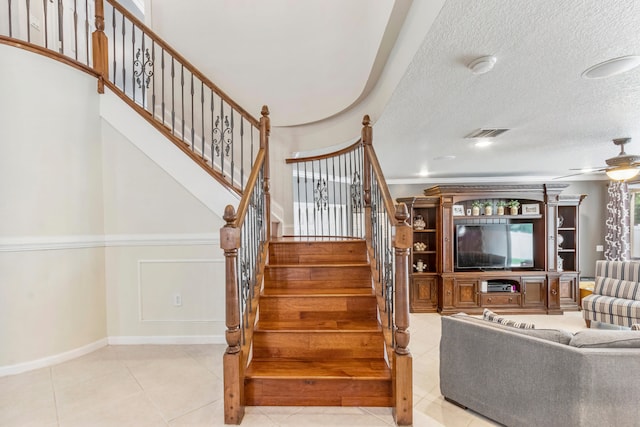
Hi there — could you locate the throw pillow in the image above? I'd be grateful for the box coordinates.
[569,330,640,348]
[632,324,640,331]
[482,308,535,329]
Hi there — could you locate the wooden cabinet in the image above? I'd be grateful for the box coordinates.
[410,276,438,312]
[521,276,547,308]
[398,197,440,313]
[398,184,585,315]
[559,273,579,309]
[453,279,479,308]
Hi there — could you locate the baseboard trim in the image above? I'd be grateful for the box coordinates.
[107,335,225,345]
[0,338,108,377]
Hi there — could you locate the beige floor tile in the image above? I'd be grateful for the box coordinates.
[114,345,189,367]
[127,356,216,390]
[56,369,142,419]
[0,368,57,427]
[58,392,167,427]
[415,394,476,427]
[144,376,222,421]
[51,353,126,390]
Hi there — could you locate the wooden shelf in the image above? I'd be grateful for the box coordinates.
[413,250,436,255]
[454,214,542,220]
[413,228,436,232]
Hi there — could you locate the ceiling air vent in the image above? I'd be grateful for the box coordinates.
[465,128,509,139]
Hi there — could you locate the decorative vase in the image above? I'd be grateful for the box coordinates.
[557,215,564,228]
[497,206,505,215]
[510,206,518,215]
[413,215,426,230]
[472,206,480,216]
[484,206,492,216]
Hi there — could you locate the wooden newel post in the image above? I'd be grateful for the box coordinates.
[92,0,108,93]
[260,105,271,239]
[393,202,413,426]
[393,203,411,355]
[362,114,372,208]
[220,205,244,424]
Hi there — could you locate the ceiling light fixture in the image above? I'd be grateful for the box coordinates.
[467,55,497,75]
[605,166,640,181]
[582,55,640,79]
[475,140,493,148]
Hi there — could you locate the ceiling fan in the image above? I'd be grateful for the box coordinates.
[557,138,640,181]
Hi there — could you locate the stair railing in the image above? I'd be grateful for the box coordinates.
[220,106,270,425]
[287,115,413,426]
[0,0,259,195]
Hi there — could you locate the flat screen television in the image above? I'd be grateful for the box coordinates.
[455,223,534,270]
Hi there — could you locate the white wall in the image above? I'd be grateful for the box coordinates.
[0,46,106,367]
[0,45,230,372]
[100,121,226,341]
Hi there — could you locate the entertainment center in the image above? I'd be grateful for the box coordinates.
[397,183,585,315]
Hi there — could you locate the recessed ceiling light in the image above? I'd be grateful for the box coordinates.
[582,55,640,79]
[475,140,493,148]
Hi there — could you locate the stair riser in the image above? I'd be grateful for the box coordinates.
[259,296,377,321]
[264,266,371,283]
[245,378,392,406]
[252,331,384,359]
[269,241,368,264]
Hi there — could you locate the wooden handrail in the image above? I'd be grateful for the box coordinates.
[285,140,362,164]
[104,0,259,128]
[364,144,398,226]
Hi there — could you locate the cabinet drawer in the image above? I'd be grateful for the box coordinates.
[481,293,521,307]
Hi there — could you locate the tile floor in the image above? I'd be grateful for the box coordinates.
[0,311,588,427]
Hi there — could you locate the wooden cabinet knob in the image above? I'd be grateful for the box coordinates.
[509,297,513,302]
[551,289,558,296]
[487,298,492,303]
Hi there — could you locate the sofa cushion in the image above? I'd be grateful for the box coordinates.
[483,308,535,329]
[595,260,640,282]
[594,276,640,299]
[581,294,640,320]
[569,329,640,348]
[451,313,573,344]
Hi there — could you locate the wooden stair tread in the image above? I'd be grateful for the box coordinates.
[245,359,391,380]
[256,319,380,331]
[262,288,374,296]
[266,262,370,268]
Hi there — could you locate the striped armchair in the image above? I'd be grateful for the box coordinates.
[582,260,640,327]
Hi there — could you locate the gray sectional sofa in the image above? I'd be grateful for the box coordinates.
[440,313,640,427]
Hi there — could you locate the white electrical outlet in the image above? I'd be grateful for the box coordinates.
[173,293,182,307]
[596,245,604,252]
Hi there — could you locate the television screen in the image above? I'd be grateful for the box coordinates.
[455,223,534,270]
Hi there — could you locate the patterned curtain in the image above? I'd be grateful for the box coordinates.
[605,181,631,261]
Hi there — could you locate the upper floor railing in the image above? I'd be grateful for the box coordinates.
[0,0,259,194]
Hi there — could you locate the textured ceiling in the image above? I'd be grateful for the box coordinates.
[374,0,640,183]
[145,0,640,182]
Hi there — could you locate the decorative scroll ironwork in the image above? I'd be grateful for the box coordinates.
[133,47,153,89]
[351,171,362,211]
[314,178,328,210]
[213,115,233,157]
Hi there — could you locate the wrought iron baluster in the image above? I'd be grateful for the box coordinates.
[180,64,185,141]
[170,57,175,134]
[73,0,78,59]
[8,0,13,37]
[190,73,194,149]
[240,117,244,188]
[85,0,89,63]
[131,23,135,100]
[230,110,235,186]
[26,0,31,43]
[57,0,64,53]
[201,81,205,160]
[42,0,48,48]
[331,157,337,235]
[120,13,126,91]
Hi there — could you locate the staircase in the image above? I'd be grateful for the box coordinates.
[244,238,392,406]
